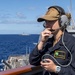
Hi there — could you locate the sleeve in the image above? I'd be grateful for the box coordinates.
[29,45,42,66]
[29,43,49,66]
[58,43,75,75]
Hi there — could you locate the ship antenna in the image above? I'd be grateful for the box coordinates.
[68,0,75,25]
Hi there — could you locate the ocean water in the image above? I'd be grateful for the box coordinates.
[0,34,39,69]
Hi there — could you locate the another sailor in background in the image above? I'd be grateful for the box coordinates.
[29,5,75,75]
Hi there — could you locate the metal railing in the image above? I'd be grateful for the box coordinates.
[0,65,43,75]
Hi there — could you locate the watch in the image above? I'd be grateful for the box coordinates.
[56,66,61,73]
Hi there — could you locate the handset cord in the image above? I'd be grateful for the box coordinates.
[61,32,72,67]
[42,32,72,67]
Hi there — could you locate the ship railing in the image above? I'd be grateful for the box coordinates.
[0,65,43,75]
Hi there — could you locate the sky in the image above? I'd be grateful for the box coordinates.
[0,0,75,34]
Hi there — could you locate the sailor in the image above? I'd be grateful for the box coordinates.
[29,6,75,75]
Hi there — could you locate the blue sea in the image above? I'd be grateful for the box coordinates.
[0,34,39,70]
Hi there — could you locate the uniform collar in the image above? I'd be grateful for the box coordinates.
[48,31,69,52]
[48,31,68,44]
[62,31,69,42]
[56,31,69,45]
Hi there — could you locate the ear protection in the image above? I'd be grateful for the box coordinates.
[48,6,70,28]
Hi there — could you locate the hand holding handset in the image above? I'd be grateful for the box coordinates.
[38,28,54,43]
[40,28,60,40]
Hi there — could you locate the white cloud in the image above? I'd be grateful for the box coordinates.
[16,12,26,19]
[0,19,39,24]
